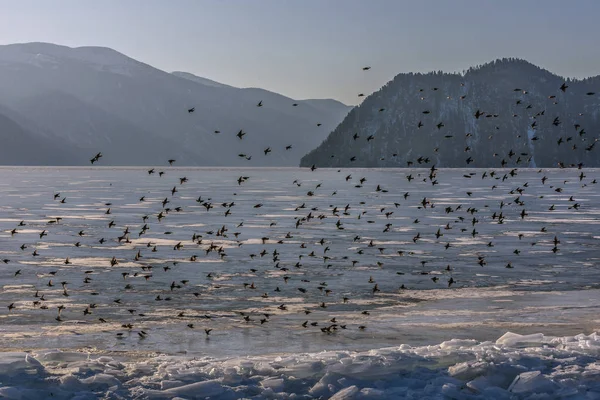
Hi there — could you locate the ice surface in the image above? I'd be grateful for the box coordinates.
[0,167,599,397]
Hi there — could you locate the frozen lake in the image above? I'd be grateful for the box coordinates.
[1,167,599,398]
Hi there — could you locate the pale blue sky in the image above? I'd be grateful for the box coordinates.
[1,0,599,104]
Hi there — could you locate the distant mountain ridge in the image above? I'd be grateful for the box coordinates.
[0,42,351,166]
[300,58,600,168]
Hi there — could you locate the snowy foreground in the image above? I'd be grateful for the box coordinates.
[2,332,600,399]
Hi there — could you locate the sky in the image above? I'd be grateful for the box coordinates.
[1,0,599,105]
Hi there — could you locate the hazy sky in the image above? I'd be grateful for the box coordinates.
[1,0,599,105]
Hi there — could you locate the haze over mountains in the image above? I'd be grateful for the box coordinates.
[301,59,600,168]
[0,42,351,166]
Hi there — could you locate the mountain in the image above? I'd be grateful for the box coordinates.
[172,72,351,118]
[300,58,600,168]
[0,42,351,166]
[298,98,355,117]
[171,71,233,89]
[0,107,85,165]
[173,71,352,137]
[11,90,201,165]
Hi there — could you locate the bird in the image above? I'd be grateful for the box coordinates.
[90,152,103,164]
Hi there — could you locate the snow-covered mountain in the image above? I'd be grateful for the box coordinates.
[0,42,351,166]
[301,58,600,168]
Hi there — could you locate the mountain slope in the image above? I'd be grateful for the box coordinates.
[301,58,600,168]
[172,71,351,117]
[171,71,233,89]
[0,42,351,166]
[11,90,202,165]
[0,110,84,165]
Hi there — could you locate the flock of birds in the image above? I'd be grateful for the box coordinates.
[1,66,598,347]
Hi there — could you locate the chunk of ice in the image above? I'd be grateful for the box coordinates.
[508,371,557,394]
[496,332,544,347]
[0,352,43,377]
[330,385,359,400]
[163,380,225,398]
